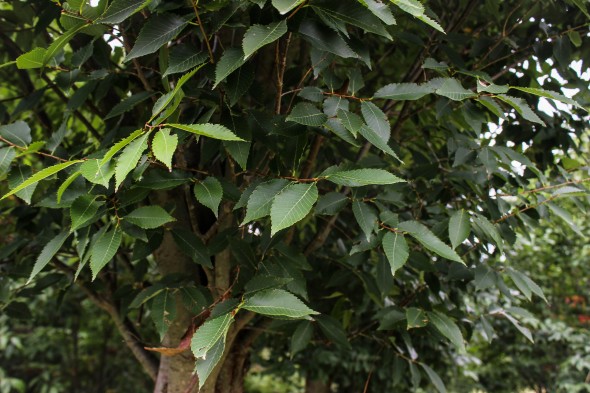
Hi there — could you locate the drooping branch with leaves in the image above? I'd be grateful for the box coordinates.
[0,0,589,392]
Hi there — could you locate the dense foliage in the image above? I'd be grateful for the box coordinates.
[465,206,590,393]
[0,0,589,392]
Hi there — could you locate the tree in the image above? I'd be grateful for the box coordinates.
[0,0,589,392]
[462,196,590,393]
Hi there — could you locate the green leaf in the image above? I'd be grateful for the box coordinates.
[150,65,205,123]
[214,48,246,88]
[358,125,401,161]
[382,231,409,276]
[129,284,165,308]
[315,192,348,215]
[270,182,318,236]
[191,313,234,359]
[311,0,392,39]
[172,229,212,268]
[434,78,476,101]
[89,227,122,280]
[2,160,81,200]
[427,311,466,352]
[44,25,88,64]
[364,0,396,24]
[326,169,404,187]
[361,101,390,142]
[477,82,509,94]
[510,86,586,111]
[421,364,447,393]
[224,141,251,170]
[114,132,149,190]
[571,0,590,18]
[316,315,351,349]
[374,83,434,101]
[474,264,496,291]
[125,14,189,61]
[496,94,545,125]
[180,286,207,313]
[104,92,153,120]
[503,312,534,343]
[242,289,318,318]
[391,0,424,16]
[507,268,547,303]
[337,110,363,137]
[56,171,80,204]
[123,206,175,229]
[0,121,31,147]
[416,14,444,33]
[195,338,225,390]
[151,289,177,339]
[291,320,313,357]
[406,307,428,329]
[97,0,150,24]
[243,20,288,59]
[0,147,16,176]
[391,0,445,33]
[286,103,328,127]
[27,231,70,284]
[194,177,223,218]
[477,96,506,119]
[546,202,584,236]
[472,214,504,253]
[245,275,293,294]
[298,20,358,59]
[80,159,115,188]
[100,129,144,166]
[7,166,37,203]
[70,195,102,232]
[16,48,47,69]
[398,221,463,264]
[226,63,254,106]
[163,45,208,77]
[242,179,290,224]
[352,200,378,241]
[272,0,304,14]
[449,210,470,249]
[167,123,243,141]
[151,128,178,170]
[422,57,448,71]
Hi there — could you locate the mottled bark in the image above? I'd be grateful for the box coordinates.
[152,190,200,393]
[305,379,332,393]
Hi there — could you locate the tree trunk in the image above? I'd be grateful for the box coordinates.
[305,379,331,393]
[149,175,260,392]
[152,189,201,393]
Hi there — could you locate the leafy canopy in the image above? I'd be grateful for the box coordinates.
[0,0,589,391]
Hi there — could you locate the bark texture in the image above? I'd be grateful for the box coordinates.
[152,190,200,393]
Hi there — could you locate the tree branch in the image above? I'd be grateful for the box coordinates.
[52,260,159,380]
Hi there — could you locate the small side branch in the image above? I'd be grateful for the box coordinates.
[191,0,215,63]
[275,33,292,114]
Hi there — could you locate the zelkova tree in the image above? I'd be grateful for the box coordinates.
[0,0,589,392]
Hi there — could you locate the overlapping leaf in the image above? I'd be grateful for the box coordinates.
[270,182,318,235]
[242,289,318,318]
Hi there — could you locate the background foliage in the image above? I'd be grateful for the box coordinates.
[0,0,589,392]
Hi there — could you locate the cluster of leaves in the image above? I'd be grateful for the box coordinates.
[455,205,590,393]
[0,0,589,391]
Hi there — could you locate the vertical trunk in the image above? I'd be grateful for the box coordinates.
[152,190,201,393]
[305,379,331,393]
[153,230,199,393]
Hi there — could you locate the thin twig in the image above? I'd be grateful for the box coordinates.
[275,33,292,114]
[191,0,214,63]
[0,136,67,162]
